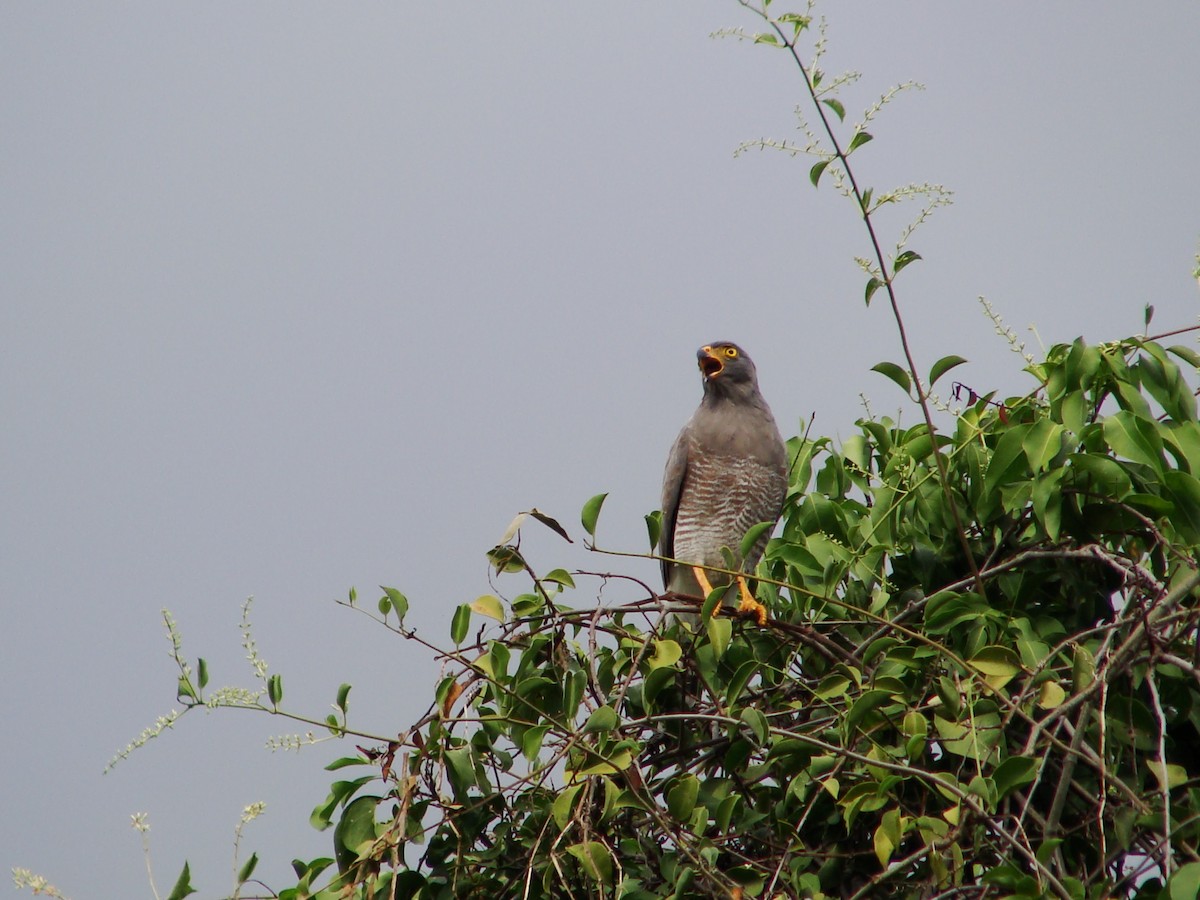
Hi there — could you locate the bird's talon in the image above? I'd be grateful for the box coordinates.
[735,576,768,625]
[737,596,768,626]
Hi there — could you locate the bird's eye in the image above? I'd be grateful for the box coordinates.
[724,346,738,358]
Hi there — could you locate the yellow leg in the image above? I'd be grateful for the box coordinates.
[691,565,716,606]
[690,567,766,625]
[736,577,768,626]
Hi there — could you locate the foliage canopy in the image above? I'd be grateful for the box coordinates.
[154,330,1200,900]
[284,333,1200,900]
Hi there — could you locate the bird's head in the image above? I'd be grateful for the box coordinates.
[697,342,763,401]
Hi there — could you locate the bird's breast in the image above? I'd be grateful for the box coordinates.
[671,452,785,572]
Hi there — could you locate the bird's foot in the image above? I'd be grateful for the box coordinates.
[691,565,719,615]
[736,577,768,626]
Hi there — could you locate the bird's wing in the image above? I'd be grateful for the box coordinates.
[659,424,690,589]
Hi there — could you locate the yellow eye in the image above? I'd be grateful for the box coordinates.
[723,346,738,358]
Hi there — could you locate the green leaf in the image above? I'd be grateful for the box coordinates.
[444,747,477,799]
[237,852,259,884]
[1031,468,1066,541]
[1103,410,1164,472]
[873,808,902,867]
[934,711,1002,761]
[267,674,283,707]
[520,724,549,761]
[450,604,471,645]
[740,707,770,745]
[700,581,728,621]
[968,646,1023,690]
[310,777,372,832]
[570,749,633,778]
[893,249,922,274]
[335,683,351,715]
[486,544,525,573]
[1163,470,1200,542]
[725,659,761,706]
[310,796,336,832]
[1035,838,1065,868]
[935,676,961,719]
[1167,344,1200,369]
[380,586,409,622]
[1068,453,1133,499]
[847,130,874,152]
[176,674,196,702]
[583,704,619,734]
[1072,644,1096,693]
[165,862,197,900]
[647,639,682,670]
[706,615,732,661]
[753,32,781,46]
[326,756,371,771]
[777,13,811,37]
[822,98,846,121]
[542,568,575,589]
[552,784,583,830]
[928,354,967,387]
[1022,419,1065,473]
[563,668,585,720]
[1112,375,1155,418]
[567,841,614,884]
[470,594,505,622]
[644,510,662,551]
[196,657,208,690]
[1038,680,1066,709]
[871,361,911,395]
[667,775,700,822]
[1138,345,1196,422]
[739,520,775,559]
[580,492,608,538]
[815,673,851,700]
[1147,760,1188,790]
[984,424,1032,497]
[810,158,832,187]
[846,689,896,732]
[334,795,380,872]
[993,756,1038,798]
[1169,862,1200,900]
[864,276,883,305]
[1060,389,1087,436]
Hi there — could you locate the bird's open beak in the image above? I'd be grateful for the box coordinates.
[697,346,724,379]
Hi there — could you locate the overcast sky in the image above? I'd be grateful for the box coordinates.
[4,3,1199,896]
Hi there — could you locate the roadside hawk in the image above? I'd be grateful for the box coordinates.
[660,341,789,624]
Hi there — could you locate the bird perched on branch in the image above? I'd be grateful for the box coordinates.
[660,341,788,625]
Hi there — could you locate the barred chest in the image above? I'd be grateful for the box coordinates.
[671,451,784,573]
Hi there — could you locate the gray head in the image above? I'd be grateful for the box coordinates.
[696,341,764,403]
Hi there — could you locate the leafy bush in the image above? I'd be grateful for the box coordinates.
[149,328,1200,900]
[274,333,1200,899]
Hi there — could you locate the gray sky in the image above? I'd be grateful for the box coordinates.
[4,3,1198,896]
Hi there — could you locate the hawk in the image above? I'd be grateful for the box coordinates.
[660,342,788,624]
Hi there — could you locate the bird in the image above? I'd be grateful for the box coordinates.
[660,341,789,625]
